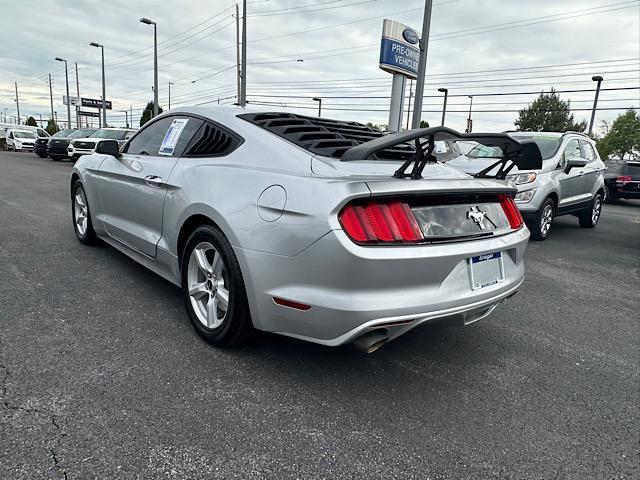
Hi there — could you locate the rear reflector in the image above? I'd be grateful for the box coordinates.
[339,201,424,244]
[273,297,311,311]
[498,194,524,230]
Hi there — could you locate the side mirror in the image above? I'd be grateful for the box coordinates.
[564,156,587,174]
[95,139,121,158]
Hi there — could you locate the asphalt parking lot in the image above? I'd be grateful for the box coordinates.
[0,150,638,479]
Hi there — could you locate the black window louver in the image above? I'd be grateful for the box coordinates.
[238,112,415,161]
[185,123,241,156]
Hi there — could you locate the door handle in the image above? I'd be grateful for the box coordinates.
[144,175,164,187]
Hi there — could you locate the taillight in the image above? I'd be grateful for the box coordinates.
[498,194,524,230]
[339,200,424,244]
[617,175,632,184]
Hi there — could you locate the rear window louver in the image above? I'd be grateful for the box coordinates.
[239,112,416,160]
[185,123,241,156]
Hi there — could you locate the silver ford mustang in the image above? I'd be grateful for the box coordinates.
[70,106,540,352]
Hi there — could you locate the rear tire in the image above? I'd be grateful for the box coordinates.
[71,181,98,245]
[181,225,254,347]
[529,198,555,241]
[578,193,603,228]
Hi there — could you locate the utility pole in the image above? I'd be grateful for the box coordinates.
[235,3,241,103]
[406,80,414,130]
[438,87,448,126]
[122,110,129,128]
[588,75,604,137]
[48,74,54,123]
[75,61,80,129]
[168,81,174,109]
[240,0,247,106]
[411,0,433,129]
[14,82,21,125]
[38,114,42,127]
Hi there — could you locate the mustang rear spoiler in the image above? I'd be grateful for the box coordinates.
[341,126,543,180]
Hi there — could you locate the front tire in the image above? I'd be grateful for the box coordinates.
[181,225,253,347]
[578,193,603,228]
[71,181,98,245]
[529,198,555,241]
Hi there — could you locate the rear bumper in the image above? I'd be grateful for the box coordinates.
[235,226,530,345]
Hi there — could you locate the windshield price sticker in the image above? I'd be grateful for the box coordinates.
[159,118,189,156]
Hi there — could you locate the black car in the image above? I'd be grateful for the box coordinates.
[35,129,70,157]
[604,160,640,201]
[47,128,97,161]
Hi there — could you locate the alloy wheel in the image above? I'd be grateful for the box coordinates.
[592,197,602,224]
[187,242,230,329]
[74,188,89,236]
[540,204,553,237]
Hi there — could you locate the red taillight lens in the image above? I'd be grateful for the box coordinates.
[339,200,424,244]
[498,194,524,230]
[617,175,632,184]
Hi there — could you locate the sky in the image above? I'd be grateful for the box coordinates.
[1,0,639,133]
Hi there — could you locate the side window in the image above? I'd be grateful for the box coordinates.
[8,132,13,139]
[124,116,202,157]
[183,121,243,157]
[580,140,596,161]
[561,139,581,167]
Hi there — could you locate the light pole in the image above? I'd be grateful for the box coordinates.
[14,82,21,125]
[89,43,107,127]
[168,81,174,109]
[122,110,129,128]
[437,87,448,126]
[140,18,158,117]
[588,75,603,137]
[312,97,322,117]
[55,58,71,129]
[465,95,473,133]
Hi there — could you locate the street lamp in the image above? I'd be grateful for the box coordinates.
[588,75,603,137]
[466,95,473,133]
[169,81,174,109]
[55,57,71,130]
[437,87,448,126]
[140,17,158,117]
[89,42,107,127]
[312,97,322,117]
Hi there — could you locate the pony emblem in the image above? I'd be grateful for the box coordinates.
[467,206,488,230]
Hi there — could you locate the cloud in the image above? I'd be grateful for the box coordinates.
[1,0,638,132]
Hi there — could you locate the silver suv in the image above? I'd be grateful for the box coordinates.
[447,132,606,240]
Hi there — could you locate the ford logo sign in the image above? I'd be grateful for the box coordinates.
[402,28,419,44]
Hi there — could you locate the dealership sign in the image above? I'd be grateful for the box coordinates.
[379,19,420,79]
[81,97,112,110]
[63,95,80,106]
[78,110,101,118]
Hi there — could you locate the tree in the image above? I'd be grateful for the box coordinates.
[25,116,38,127]
[419,120,429,128]
[139,101,163,127]
[514,89,587,132]
[596,109,640,160]
[45,119,59,135]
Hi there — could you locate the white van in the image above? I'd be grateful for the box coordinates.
[6,129,38,152]
[0,123,49,140]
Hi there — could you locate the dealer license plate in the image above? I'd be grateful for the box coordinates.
[468,252,505,290]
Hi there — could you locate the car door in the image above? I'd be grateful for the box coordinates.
[579,139,602,197]
[97,115,203,257]
[555,138,587,208]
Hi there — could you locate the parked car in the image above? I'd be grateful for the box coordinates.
[47,128,97,161]
[446,131,606,240]
[604,160,640,201]
[6,129,38,152]
[67,127,136,160]
[70,107,543,352]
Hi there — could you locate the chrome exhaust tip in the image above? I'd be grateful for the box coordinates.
[352,329,389,354]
